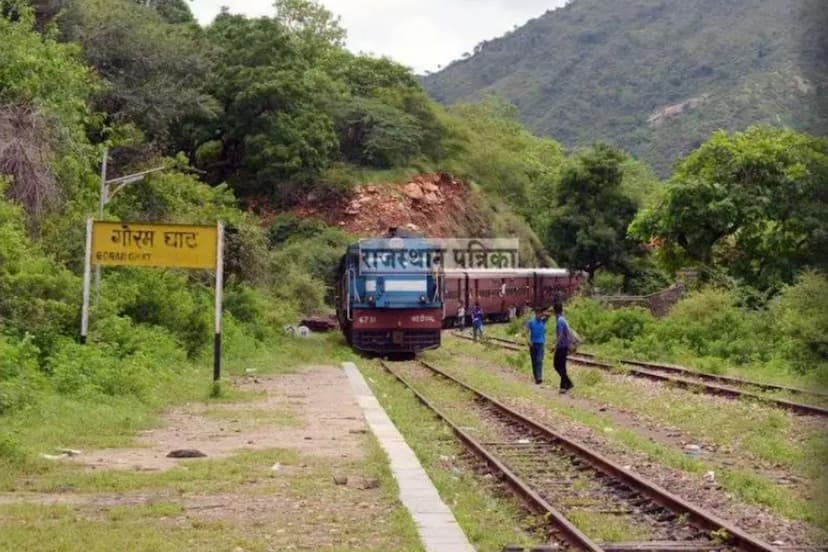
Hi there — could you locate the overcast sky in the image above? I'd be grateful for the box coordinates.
[190,0,568,73]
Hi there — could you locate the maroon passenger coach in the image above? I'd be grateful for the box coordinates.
[443,268,584,326]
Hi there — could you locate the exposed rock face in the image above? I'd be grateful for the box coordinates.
[291,172,489,238]
[647,94,710,127]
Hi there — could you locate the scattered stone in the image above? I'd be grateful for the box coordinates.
[422,181,439,193]
[403,182,424,200]
[166,449,207,458]
[516,438,531,444]
[772,541,785,546]
[304,436,312,441]
[599,406,608,412]
[348,429,368,435]
[39,453,68,461]
[704,471,716,483]
[58,448,82,457]
[333,474,348,486]
[422,192,442,205]
[603,426,615,433]
[357,477,380,490]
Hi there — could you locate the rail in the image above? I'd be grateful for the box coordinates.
[381,359,779,552]
[453,333,828,417]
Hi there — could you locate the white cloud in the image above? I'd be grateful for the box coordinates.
[190,0,567,73]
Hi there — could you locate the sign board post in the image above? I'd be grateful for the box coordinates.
[80,218,94,345]
[213,222,224,382]
[80,220,225,380]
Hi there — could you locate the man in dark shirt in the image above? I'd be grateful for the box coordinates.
[554,303,574,393]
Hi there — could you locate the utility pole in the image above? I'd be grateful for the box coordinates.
[94,147,173,303]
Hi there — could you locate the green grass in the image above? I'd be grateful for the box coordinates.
[0,502,258,552]
[106,501,184,521]
[429,337,828,533]
[360,360,545,551]
[202,404,301,427]
[566,510,650,543]
[0,334,425,551]
[0,333,356,490]
[12,448,300,495]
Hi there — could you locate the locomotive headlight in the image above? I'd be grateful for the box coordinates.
[419,295,426,303]
[367,295,375,304]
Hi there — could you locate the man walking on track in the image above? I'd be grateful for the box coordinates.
[554,303,574,393]
[526,307,549,384]
[471,303,484,341]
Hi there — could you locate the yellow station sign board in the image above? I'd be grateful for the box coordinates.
[92,221,218,269]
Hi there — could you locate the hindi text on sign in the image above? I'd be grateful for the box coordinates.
[91,221,217,269]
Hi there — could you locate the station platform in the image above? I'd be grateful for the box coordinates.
[343,362,475,552]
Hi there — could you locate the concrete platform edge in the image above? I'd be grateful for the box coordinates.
[342,361,475,552]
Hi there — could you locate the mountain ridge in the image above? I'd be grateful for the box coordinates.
[422,0,828,175]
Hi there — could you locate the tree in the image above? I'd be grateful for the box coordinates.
[195,13,338,196]
[58,0,214,143]
[146,0,195,24]
[0,5,97,220]
[631,127,828,290]
[334,98,422,168]
[330,55,449,168]
[546,144,639,282]
[273,0,345,63]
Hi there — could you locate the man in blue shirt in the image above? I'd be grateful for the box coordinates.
[471,303,484,341]
[554,303,574,393]
[526,307,549,384]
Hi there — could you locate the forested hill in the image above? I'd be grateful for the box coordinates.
[422,0,828,175]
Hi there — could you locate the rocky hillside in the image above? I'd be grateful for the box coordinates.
[292,172,552,265]
[423,0,828,175]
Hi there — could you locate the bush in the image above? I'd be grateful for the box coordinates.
[0,191,81,354]
[655,288,770,362]
[567,282,828,379]
[770,272,828,373]
[566,297,655,345]
[0,335,45,415]
[267,224,352,315]
[222,285,272,341]
[101,269,212,357]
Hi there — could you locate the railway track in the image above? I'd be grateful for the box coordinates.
[381,358,781,552]
[454,333,828,417]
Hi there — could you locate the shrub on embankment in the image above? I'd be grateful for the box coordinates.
[564,276,828,382]
[0,179,286,467]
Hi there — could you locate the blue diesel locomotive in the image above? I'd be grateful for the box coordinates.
[335,232,444,354]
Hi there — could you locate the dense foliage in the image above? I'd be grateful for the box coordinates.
[632,127,828,291]
[545,144,639,282]
[423,0,828,176]
[564,275,828,380]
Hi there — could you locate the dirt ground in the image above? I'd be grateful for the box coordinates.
[73,367,368,472]
[0,366,420,551]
